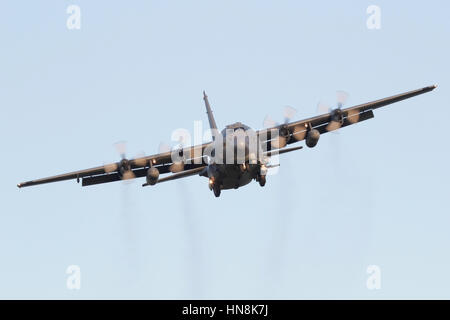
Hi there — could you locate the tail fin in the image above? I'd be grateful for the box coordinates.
[203,91,218,130]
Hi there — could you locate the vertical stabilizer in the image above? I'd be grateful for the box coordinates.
[203,91,218,130]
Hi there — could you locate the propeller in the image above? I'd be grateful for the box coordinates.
[336,90,349,109]
[114,141,127,160]
[283,105,297,124]
[263,106,298,149]
[172,135,188,173]
[158,140,185,173]
[263,115,278,129]
[263,105,298,128]
[316,90,350,134]
[109,141,136,181]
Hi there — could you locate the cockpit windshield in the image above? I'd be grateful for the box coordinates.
[221,122,251,136]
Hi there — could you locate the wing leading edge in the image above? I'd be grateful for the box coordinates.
[258,85,437,148]
[17,143,212,188]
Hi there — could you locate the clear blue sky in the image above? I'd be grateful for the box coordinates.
[1,0,449,299]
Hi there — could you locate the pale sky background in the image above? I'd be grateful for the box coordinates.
[0,0,449,299]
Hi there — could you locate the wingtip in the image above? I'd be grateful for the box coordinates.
[203,90,207,98]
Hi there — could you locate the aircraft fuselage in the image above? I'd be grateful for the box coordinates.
[203,122,267,194]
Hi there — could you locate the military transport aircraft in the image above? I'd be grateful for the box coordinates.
[17,85,436,197]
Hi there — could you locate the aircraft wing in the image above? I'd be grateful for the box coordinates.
[257,85,437,149]
[17,143,212,188]
[17,85,436,189]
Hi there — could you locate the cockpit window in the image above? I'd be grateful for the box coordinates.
[221,122,251,136]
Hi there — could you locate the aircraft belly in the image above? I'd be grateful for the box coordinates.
[217,164,257,190]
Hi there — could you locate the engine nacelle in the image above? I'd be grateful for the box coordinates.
[306,129,320,148]
[146,167,159,185]
[330,108,344,124]
[118,159,131,177]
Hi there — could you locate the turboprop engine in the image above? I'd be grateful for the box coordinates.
[146,167,159,185]
[305,129,320,148]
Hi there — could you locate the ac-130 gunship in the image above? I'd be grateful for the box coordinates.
[18,85,437,197]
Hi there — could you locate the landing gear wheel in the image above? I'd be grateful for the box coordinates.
[259,175,266,187]
[213,185,221,197]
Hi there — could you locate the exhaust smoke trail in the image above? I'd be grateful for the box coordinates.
[117,181,143,295]
[177,180,204,298]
